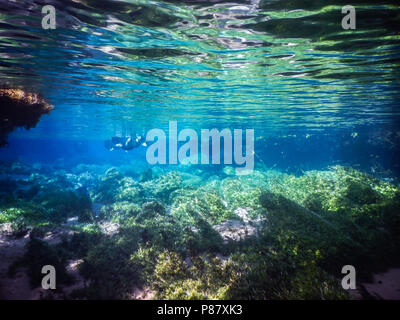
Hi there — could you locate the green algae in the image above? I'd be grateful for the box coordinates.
[0,202,49,225]
[100,201,141,223]
[39,189,93,223]
[151,249,348,300]
[92,168,144,204]
[170,188,237,226]
[152,251,237,300]
[141,171,182,203]
[0,188,93,232]
[219,174,267,219]
[258,167,400,280]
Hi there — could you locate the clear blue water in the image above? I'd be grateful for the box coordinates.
[0,0,399,175]
[1,0,400,301]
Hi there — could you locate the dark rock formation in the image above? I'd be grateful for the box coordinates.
[0,89,53,146]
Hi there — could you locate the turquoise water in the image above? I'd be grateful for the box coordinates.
[1,1,399,135]
[1,0,399,174]
[1,0,400,300]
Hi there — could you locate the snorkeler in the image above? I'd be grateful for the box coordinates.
[104,134,147,151]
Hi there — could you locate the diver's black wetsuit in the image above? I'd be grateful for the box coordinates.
[105,135,145,151]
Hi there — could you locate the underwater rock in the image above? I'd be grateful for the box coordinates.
[99,221,120,236]
[212,208,264,243]
[104,167,122,178]
[0,89,53,147]
[0,222,14,235]
[130,286,155,300]
[234,207,251,223]
[40,227,76,245]
[65,217,80,226]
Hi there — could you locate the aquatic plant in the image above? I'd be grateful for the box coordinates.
[259,166,400,279]
[100,201,141,223]
[1,162,399,300]
[226,251,348,300]
[0,177,93,236]
[0,199,54,233]
[130,206,188,252]
[219,177,265,219]
[170,187,237,226]
[152,251,234,300]
[141,171,182,203]
[38,189,93,223]
[151,248,349,300]
[135,201,166,222]
[129,244,160,283]
[77,237,141,299]
[92,168,144,204]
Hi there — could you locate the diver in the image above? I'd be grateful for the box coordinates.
[104,134,147,151]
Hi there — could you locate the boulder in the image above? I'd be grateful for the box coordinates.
[0,89,53,146]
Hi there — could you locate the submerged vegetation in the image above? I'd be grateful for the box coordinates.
[0,89,53,147]
[0,0,399,303]
[0,161,399,300]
